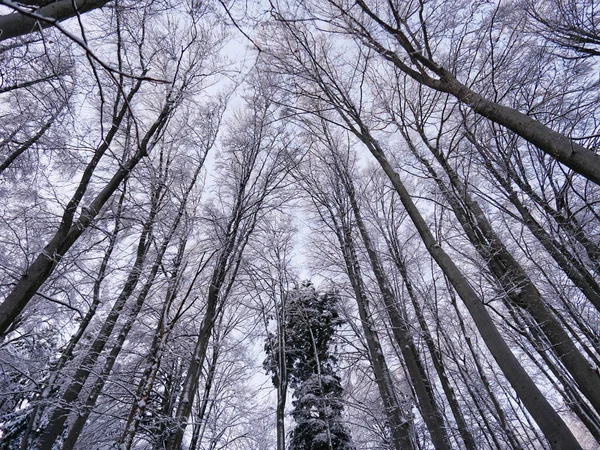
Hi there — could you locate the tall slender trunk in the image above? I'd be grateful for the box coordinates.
[18,184,127,450]
[60,156,206,449]
[508,306,600,443]
[166,205,247,450]
[350,1,600,184]
[61,245,175,450]
[447,291,523,449]
[153,360,183,450]
[326,204,415,450]
[0,84,171,337]
[34,180,164,450]
[166,218,257,450]
[188,339,221,450]
[165,129,274,449]
[275,288,288,450]
[405,129,600,416]
[167,282,221,450]
[466,132,600,312]
[349,120,581,449]
[505,159,600,276]
[335,159,451,450]
[119,249,209,450]
[385,239,476,450]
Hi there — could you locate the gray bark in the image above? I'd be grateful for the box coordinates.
[335,157,451,450]
[346,0,600,185]
[329,205,415,450]
[404,127,600,417]
[0,0,112,41]
[34,181,162,450]
[0,77,155,337]
[349,118,581,449]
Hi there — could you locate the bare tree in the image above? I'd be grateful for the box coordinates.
[255,16,583,447]
[166,81,295,450]
[293,135,416,449]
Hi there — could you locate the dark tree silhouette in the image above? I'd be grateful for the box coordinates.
[266,281,354,450]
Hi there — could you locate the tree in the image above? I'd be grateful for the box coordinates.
[255,14,584,448]
[2,1,600,448]
[525,0,600,59]
[293,144,416,449]
[248,215,297,450]
[165,76,295,450]
[266,281,354,450]
[0,0,113,42]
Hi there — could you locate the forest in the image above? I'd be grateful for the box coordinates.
[0,0,599,449]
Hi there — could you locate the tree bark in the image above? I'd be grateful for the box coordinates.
[328,204,416,450]
[336,158,451,450]
[465,131,600,312]
[351,121,581,449]
[18,184,126,450]
[33,182,162,450]
[386,240,476,450]
[0,0,113,42]
[405,128,600,417]
[0,78,166,338]
[345,0,600,185]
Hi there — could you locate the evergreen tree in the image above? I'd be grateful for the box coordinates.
[265,280,354,450]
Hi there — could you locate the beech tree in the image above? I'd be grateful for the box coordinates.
[2,1,600,449]
[254,8,589,448]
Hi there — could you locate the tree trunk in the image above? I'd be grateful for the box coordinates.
[406,129,600,416]
[0,83,171,337]
[18,184,127,450]
[350,0,600,185]
[387,242,476,450]
[188,341,220,450]
[337,160,451,450]
[352,122,581,449]
[60,155,206,449]
[329,206,415,450]
[448,291,523,449]
[0,0,113,42]
[33,180,163,450]
[467,133,600,312]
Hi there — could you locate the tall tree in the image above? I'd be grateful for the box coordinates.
[267,281,354,450]
[165,78,294,450]
[256,15,584,448]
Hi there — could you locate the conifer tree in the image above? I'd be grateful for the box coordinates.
[265,281,354,450]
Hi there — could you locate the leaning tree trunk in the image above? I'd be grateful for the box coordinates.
[33,181,164,450]
[327,204,415,450]
[60,156,207,450]
[334,158,451,450]
[505,156,600,276]
[119,247,210,450]
[507,306,600,443]
[188,330,223,450]
[0,83,173,337]
[18,184,127,450]
[465,131,600,312]
[347,0,600,185]
[446,291,524,449]
[385,238,476,450]
[0,0,114,42]
[404,128,600,417]
[166,195,249,450]
[349,119,581,449]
